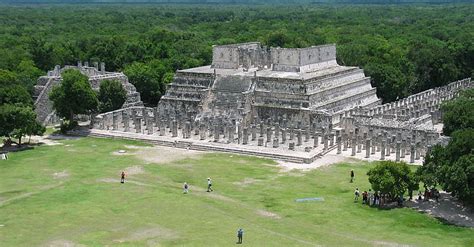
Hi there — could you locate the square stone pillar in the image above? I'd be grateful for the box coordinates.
[199,124,206,140]
[337,135,342,154]
[259,121,264,137]
[273,138,279,148]
[228,126,234,143]
[410,143,415,163]
[351,137,356,156]
[214,125,220,142]
[289,142,295,150]
[304,127,310,142]
[401,140,406,158]
[289,128,295,140]
[313,132,319,148]
[112,112,118,130]
[343,133,348,151]
[266,127,272,143]
[172,120,178,137]
[329,133,334,146]
[275,124,280,139]
[159,120,166,136]
[251,124,257,141]
[356,135,362,153]
[297,130,302,146]
[184,121,191,139]
[365,139,370,158]
[385,138,391,156]
[123,111,130,132]
[281,128,287,144]
[415,142,421,160]
[396,141,401,161]
[380,140,386,160]
[135,118,142,134]
[242,128,248,145]
[147,117,154,135]
[258,137,264,146]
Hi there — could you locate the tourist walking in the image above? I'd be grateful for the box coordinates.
[354,188,360,201]
[362,190,368,204]
[368,189,374,206]
[120,171,126,184]
[350,169,354,183]
[183,182,189,194]
[207,177,213,192]
[237,228,244,244]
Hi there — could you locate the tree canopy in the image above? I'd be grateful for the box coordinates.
[98,79,127,113]
[49,69,98,121]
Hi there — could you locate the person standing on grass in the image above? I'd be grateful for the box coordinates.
[354,188,360,201]
[207,177,213,192]
[237,228,244,244]
[350,169,354,183]
[120,171,126,184]
[183,182,189,194]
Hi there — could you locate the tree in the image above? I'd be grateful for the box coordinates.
[16,60,44,94]
[0,104,45,146]
[0,84,33,106]
[98,79,127,113]
[0,69,18,87]
[49,69,98,122]
[367,161,418,201]
[417,129,474,205]
[124,62,163,106]
[441,88,474,136]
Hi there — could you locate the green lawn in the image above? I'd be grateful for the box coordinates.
[0,137,472,246]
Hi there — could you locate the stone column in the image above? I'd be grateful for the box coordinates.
[184,121,191,138]
[171,120,178,137]
[251,124,257,141]
[343,133,348,151]
[329,133,334,146]
[112,112,118,130]
[123,111,130,132]
[396,141,401,161]
[304,127,310,142]
[214,125,220,142]
[289,128,295,140]
[313,132,319,148]
[400,140,406,158]
[199,124,206,140]
[356,135,362,153]
[297,129,302,146]
[228,126,234,143]
[323,134,329,150]
[258,137,264,146]
[147,117,154,135]
[242,128,248,145]
[410,143,415,163]
[371,136,376,155]
[281,128,287,144]
[135,118,142,134]
[376,133,381,152]
[275,123,280,139]
[289,142,295,150]
[337,135,342,154]
[415,142,421,160]
[259,121,264,137]
[385,138,391,156]
[380,140,386,160]
[273,138,279,148]
[365,139,370,158]
[159,120,165,136]
[266,127,272,143]
[351,137,356,156]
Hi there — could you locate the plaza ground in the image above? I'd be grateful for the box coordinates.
[0,136,473,246]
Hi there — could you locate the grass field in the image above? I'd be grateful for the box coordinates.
[0,137,473,246]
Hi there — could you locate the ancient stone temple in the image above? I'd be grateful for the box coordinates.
[158,42,380,129]
[33,62,143,125]
[81,42,472,164]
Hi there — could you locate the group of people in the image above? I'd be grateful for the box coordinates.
[120,171,245,243]
[419,187,441,202]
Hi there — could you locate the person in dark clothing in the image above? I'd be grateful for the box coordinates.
[207,177,213,192]
[121,171,126,184]
[350,169,354,183]
[237,228,244,244]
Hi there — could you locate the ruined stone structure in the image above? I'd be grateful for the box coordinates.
[34,62,143,125]
[82,42,472,164]
[158,42,380,129]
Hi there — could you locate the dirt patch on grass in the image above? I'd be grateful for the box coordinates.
[43,240,85,247]
[114,226,179,244]
[257,209,281,219]
[233,178,259,187]
[98,178,154,187]
[131,146,205,164]
[53,170,69,179]
[124,166,145,175]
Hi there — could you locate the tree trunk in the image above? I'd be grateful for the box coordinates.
[18,136,22,146]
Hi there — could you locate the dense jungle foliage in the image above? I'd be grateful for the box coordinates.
[0,4,472,106]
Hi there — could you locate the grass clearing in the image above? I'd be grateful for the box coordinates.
[0,137,473,246]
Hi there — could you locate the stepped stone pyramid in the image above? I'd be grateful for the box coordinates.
[33,62,143,125]
[158,42,380,128]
